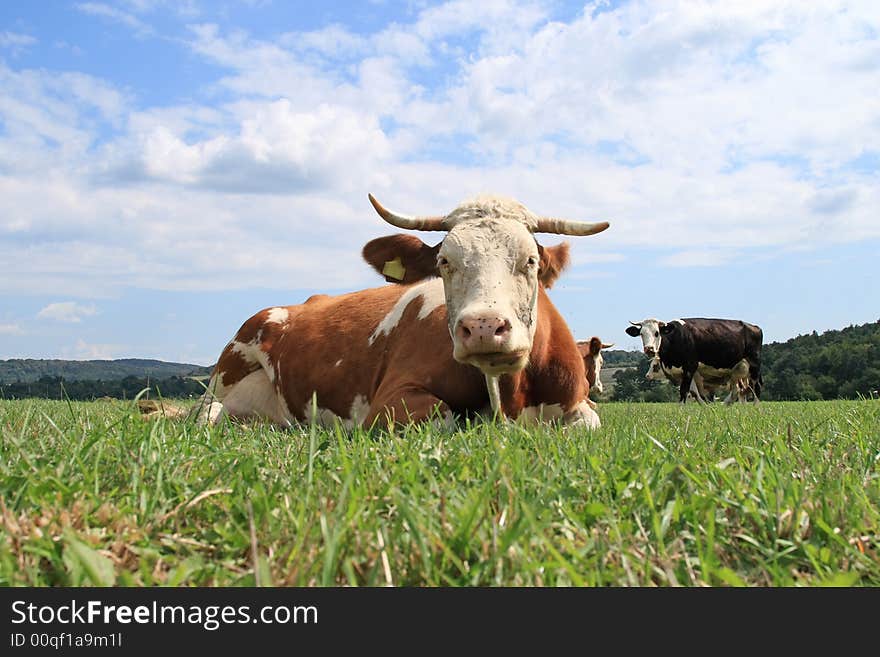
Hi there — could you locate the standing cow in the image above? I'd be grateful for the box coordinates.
[626,318,763,403]
[192,194,610,429]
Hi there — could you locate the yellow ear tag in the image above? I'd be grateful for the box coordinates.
[382,257,406,281]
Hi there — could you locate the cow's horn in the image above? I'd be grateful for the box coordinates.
[629,320,641,327]
[368,194,447,231]
[534,217,610,236]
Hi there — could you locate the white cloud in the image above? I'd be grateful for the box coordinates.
[0,61,127,169]
[1,0,879,302]
[569,252,625,267]
[658,249,740,268]
[74,2,153,35]
[280,24,368,58]
[36,302,98,323]
[99,99,391,193]
[67,339,125,360]
[0,322,24,335]
[120,0,199,17]
[0,31,37,54]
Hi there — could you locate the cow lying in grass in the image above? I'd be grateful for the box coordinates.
[159,194,610,429]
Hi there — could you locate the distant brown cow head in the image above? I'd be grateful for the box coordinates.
[577,336,614,393]
[363,194,609,377]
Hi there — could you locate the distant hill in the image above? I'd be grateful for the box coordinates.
[598,349,643,368]
[0,358,212,384]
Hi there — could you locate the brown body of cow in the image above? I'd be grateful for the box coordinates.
[192,194,610,429]
[203,274,589,428]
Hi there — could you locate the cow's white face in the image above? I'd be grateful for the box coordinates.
[439,218,540,375]
[625,318,663,357]
[365,193,609,379]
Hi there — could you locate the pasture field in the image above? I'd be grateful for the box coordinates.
[1,398,878,587]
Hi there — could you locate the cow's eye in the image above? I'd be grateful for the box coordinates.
[654,331,659,337]
[520,256,538,273]
[438,256,449,267]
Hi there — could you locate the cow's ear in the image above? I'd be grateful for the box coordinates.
[537,242,570,289]
[576,341,591,358]
[659,322,673,335]
[362,234,441,284]
[625,326,641,337]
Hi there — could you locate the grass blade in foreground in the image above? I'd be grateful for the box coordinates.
[1,399,878,586]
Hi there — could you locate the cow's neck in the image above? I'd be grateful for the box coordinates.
[490,288,552,418]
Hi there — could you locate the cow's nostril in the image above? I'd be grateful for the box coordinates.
[462,326,471,338]
[493,318,511,336]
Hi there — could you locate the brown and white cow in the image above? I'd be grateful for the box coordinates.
[192,194,610,429]
[576,337,614,401]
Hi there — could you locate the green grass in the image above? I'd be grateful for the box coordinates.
[1,398,878,586]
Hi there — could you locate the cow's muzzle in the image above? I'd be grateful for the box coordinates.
[455,314,513,351]
[452,310,530,374]
[465,350,530,375]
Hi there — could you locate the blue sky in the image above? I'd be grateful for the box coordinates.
[1,0,878,364]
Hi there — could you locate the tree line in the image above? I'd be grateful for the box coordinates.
[0,357,211,384]
[2,321,877,402]
[0,375,207,401]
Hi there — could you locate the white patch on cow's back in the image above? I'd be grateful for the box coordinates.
[335,359,343,367]
[369,278,445,345]
[231,340,275,383]
[266,307,290,324]
[672,318,685,325]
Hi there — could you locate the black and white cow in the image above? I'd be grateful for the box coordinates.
[626,318,763,404]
